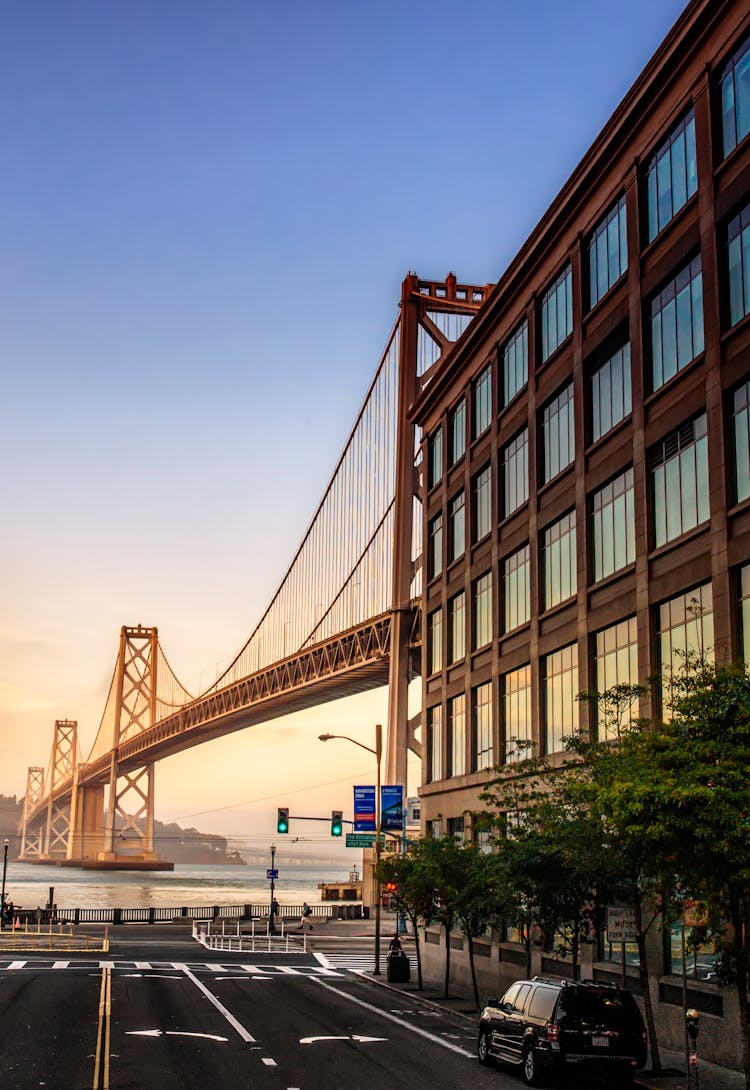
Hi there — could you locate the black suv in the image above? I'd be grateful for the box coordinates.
[477,976,647,1087]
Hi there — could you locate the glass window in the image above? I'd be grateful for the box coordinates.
[473,464,492,542]
[721,35,750,158]
[589,195,628,307]
[733,380,750,504]
[449,400,466,466]
[473,570,493,650]
[448,591,466,665]
[446,815,465,843]
[428,608,442,675]
[591,342,631,442]
[658,584,714,704]
[428,427,443,489]
[429,818,442,838]
[542,383,575,482]
[504,664,532,763]
[650,256,703,391]
[428,513,443,579]
[472,682,493,770]
[427,704,443,782]
[543,511,577,610]
[651,414,709,547]
[592,468,635,581]
[504,544,530,632]
[544,643,579,754]
[503,320,528,406]
[594,616,638,739]
[727,205,750,326]
[541,265,573,362]
[448,694,466,777]
[473,365,492,439]
[448,491,466,563]
[740,566,750,663]
[502,429,529,516]
[646,110,698,241]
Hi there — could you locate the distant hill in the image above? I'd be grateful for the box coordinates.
[0,795,245,864]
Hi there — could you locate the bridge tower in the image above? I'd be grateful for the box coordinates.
[386,273,489,788]
[93,625,159,863]
[43,719,78,858]
[19,766,45,859]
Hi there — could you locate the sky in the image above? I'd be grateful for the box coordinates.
[0,0,688,855]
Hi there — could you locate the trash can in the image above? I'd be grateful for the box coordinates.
[386,951,410,983]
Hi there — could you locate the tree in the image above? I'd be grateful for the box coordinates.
[376,843,437,989]
[618,660,750,1088]
[451,846,509,1009]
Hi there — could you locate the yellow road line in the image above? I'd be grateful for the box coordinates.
[92,966,112,1089]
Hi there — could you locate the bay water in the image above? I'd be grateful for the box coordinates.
[2,861,359,912]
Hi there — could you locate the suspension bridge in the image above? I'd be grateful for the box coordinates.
[19,273,491,866]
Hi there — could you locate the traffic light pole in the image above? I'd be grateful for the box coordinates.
[269,843,276,934]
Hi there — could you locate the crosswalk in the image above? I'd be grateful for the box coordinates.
[0,959,342,977]
[308,941,413,974]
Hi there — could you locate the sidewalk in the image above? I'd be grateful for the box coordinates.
[315,916,745,1090]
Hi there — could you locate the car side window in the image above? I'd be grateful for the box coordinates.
[500,983,520,1009]
[514,984,532,1012]
[527,985,559,1020]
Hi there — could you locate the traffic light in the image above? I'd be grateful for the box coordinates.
[331,810,343,837]
[277,807,289,834]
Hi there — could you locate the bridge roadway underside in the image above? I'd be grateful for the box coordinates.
[112,656,393,775]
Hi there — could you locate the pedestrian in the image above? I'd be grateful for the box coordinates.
[300,902,313,931]
[271,897,280,919]
[389,934,403,954]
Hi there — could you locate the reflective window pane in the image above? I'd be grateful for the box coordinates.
[588,195,628,308]
[544,644,579,754]
[651,414,709,546]
[594,616,638,739]
[504,664,532,762]
[647,110,697,241]
[541,265,573,362]
[503,320,528,406]
[543,511,577,610]
[542,383,575,482]
[503,429,529,516]
[722,37,750,157]
[650,256,703,391]
[592,468,635,581]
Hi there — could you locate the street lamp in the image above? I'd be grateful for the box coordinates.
[269,842,277,935]
[319,723,383,974]
[1,838,9,931]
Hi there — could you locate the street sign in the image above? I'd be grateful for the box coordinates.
[266,868,279,879]
[353,785,376,832]
[381,785,404,831]
[606,906,637,943]
[346,833,377,848]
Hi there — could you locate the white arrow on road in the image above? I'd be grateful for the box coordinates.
[126,1030,228,1042]
[299,1034,387,1045]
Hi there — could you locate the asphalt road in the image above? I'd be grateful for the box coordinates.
[0,928,520,1090]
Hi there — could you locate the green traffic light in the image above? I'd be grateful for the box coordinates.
[331,810,343,836]
[277,807,289,834]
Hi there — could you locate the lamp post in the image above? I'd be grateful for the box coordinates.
[319,723,383,975]
[1,838,9,931]
[269,842,277,934]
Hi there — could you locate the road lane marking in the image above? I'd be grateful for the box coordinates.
[92,966,112,1090]
[172,963,256,1043]
[134,962,152,970]
[300,1034,387,1045]
[52,961,70,969]
[4,961,26,970]
[311,979,475,1057]
[126,1030,228,1042]
[261,1058,277,1066]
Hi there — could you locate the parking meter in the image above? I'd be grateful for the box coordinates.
[686,1008,699,1042]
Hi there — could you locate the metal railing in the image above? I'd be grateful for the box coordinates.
[193,918,308,954]
[13,902,362,926]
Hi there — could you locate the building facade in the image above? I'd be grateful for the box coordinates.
[414,0,750,853]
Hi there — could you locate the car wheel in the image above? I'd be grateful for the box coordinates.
[521,1041,544,1087]
[477,1030,493,1066]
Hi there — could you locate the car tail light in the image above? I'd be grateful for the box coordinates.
[546,1023,559,1042]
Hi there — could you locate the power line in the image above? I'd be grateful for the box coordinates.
[164,768,371,824]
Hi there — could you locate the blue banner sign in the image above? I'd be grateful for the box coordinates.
[381,785,404,831]
[353,785,376,832]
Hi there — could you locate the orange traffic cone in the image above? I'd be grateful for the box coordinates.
[13,916,20,930]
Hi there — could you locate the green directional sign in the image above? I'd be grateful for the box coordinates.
[346,833,377,848]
